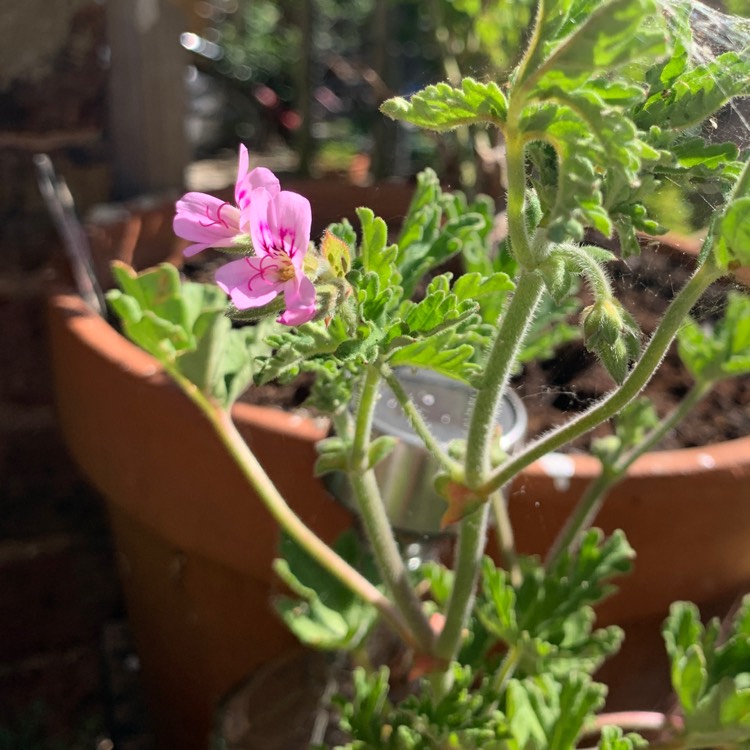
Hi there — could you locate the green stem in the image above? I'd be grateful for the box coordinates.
[478,260,722,497]
[465,271,545,488]
[435,503,490,662]
[491,489,521,587]
[173,380,416,648]
[504,134,536,269]
[350,366,436,653]
[545,380,711,568]
[617,379,712,470]
[491,643,521,695]
[544,468,616,571]
[379,363,462,477]
[481,643,522,718]
[557,244,614,300]
[433,271,543,670]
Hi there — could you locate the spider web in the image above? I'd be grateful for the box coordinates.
[513,1,750,451]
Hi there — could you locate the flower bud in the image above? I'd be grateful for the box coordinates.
[582,299,641,384]
[582,298,624,348]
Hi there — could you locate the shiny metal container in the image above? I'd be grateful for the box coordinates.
[331,368,527,536]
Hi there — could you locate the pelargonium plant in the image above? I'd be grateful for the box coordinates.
[108,0,750,746]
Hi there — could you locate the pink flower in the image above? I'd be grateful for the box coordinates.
[215,189,316,326]
[173,145,280,257]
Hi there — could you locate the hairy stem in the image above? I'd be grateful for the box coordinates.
[435,273,543,671]
[350,365,436,653]
[435,503,490,662]
[379,363,462,477]
[504,133,536,269]
[465,271,545,488]
[545,378,713,568]
[478,260,722,497]
[175,380,416,647]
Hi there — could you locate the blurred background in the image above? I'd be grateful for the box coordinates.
[0,0,747,748]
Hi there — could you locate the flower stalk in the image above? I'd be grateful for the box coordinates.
[174,373,418,647]
[545,378,714,569]
[349,365,437,653]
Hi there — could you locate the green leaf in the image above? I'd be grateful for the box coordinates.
[106,262,267,407]
[522,104,612,241]
[635,52,750,131]
[388,332,480,385]
[597,725,647,750]
[381,78,508,132]
[400,211,491,300]
[718,197,750,269]
[272,530,380,651]
[663,597,750,747]
[395,274,477,336]
[506,673,606,750]
[367,435,398,470]
[356,207,402,293]
[477,531,632,678]
[678,293,750,382]
[452,271,515,325]
[522,0,667,91]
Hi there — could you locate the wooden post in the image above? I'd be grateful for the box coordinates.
[295,0,315,177]
[106,0,190,198]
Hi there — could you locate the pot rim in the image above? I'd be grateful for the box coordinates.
[48,289,750,481]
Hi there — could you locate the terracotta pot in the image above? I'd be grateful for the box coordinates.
[48,290,351,749]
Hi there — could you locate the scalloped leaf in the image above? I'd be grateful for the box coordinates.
[381,78,508,131]
[107,262,267,407]
[273,530,380,652]
[678,292,750,381]
[635,52,750,131]
[388,330,480,384]
[524,0,666,90]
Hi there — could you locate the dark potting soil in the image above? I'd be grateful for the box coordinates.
[513,244,750,451]
[188,244,750,452]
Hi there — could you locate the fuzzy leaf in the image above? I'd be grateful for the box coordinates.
[663,598,750,747]
[388,332,480,384]
[635,52,750,131]
[381,78,508,131]
[717,197,750,269]
[505,673,606,750]
[107,262,266,407]
[273,530,379,652]
[597,725,648,750]
[522,104,612,241]
[356,207,401,295]
[477,531,632,677]
[677,293,750,381]
[522,0,667,91]
[452,271,515,324]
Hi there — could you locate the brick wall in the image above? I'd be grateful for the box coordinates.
[0,2,125,745]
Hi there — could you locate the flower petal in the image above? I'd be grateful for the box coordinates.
[279,274,316,325]
[174,192,241,257]
[250,190,311,265]
[235,144,280,212]
[215,257,282,309]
